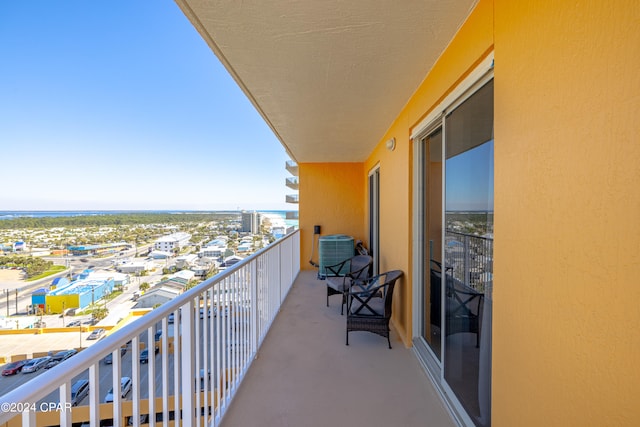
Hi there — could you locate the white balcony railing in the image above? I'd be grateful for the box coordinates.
[0,230,300,427]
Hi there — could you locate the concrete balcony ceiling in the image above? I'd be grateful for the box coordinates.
[176,0,477,162]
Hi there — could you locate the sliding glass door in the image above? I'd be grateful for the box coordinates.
[414,75,493,427]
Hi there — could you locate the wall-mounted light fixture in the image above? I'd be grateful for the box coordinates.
[386,137,396,151]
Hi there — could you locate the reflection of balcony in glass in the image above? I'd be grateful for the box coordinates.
[445,230,493,295]
[286,194,299,204]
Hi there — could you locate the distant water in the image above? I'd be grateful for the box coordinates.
[0,210,173,220]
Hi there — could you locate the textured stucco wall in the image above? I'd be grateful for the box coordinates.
[493,0,640,425]
[298,163,365,272]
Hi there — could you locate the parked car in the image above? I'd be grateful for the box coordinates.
[139,346,159,364]
[2,360,29,376]
[87,328,106,340]
[70,379,89,406]
[45,349,77,369]
[168,309,181,324]
[22,356,51,373]
[103,346,127,364]
[104,377,132,403]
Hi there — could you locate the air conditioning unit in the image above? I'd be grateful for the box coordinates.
[318,234,354,279]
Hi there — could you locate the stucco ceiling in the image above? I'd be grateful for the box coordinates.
[175,0,477,162]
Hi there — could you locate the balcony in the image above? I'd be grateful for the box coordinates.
[285,211,298,220]
[285,160,298,177]
[285,176,299,190]
[285,194,299,204]
[0,229,454,426]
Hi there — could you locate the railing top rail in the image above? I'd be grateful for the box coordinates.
[445,229,493,241]
[0,229,300,416]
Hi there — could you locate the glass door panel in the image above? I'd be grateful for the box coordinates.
[369,168,380,275]
[421,128,443,360]
[443,79,493,427]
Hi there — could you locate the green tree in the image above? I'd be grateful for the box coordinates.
[91,307,109,321]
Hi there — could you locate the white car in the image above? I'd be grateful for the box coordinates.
[22,356,51,373]
[104,377,132,403]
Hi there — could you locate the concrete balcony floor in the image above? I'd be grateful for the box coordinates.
[221,270,455,427]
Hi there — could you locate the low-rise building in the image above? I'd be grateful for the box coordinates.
[67,242,128,256]
[219,255,243,270]
[116,260,155,274]
[45,276,115,313]
[133,286,181,309]
[171,270,195,282]
[148,250,173,259]
[175,254,198,269]
[154,232,191,253]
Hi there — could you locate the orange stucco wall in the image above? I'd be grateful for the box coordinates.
[492,0,640,425]
[299,163,365,271]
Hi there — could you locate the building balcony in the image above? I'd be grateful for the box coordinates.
[0,229,454,427]
[285,211,298,220]
[286,194,299,204]
[285,160,298,177]
[285,176,299,190]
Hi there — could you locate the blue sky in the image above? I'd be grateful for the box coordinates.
[446,140,494,211]
[0,1,292,211]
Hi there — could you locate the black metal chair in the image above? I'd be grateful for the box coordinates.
[325,255,372,314]
[431,259,482,347]
[446,281,483,348]
[345,270,403,349]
